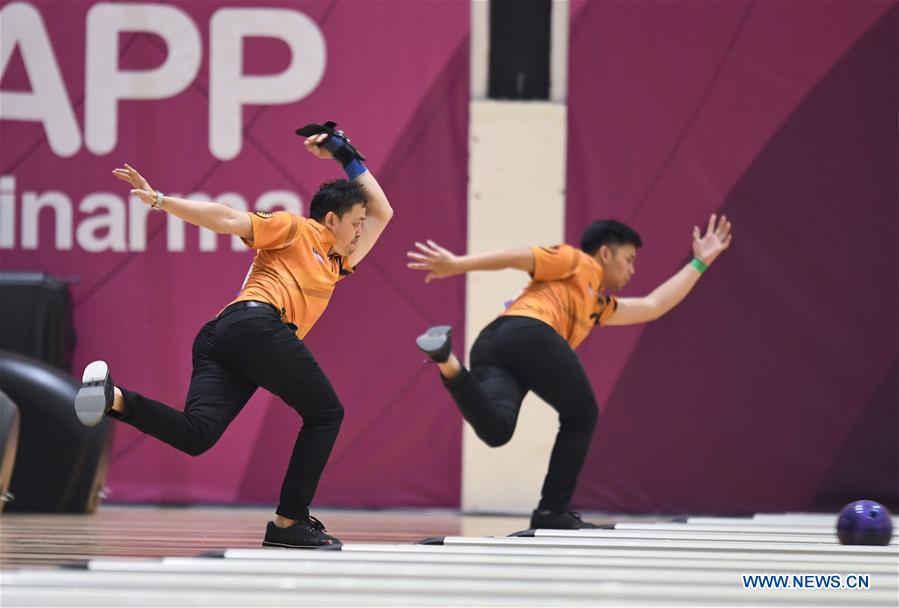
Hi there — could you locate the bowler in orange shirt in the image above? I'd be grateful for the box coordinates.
[409,216,732,529]
[74,125,393,548]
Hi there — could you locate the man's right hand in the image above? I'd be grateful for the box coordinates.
[407,240,460,283]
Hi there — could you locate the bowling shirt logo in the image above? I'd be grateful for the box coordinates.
[590,294,615,325]
[253,211,276,218]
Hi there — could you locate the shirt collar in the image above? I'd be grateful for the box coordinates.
[584,251,606,289]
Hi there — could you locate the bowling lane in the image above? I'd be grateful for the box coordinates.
[212,546,897,570]
[3,568,894,607]
[438,535,897,555]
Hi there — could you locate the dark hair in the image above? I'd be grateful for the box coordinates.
[308,179,368,221]
[580,219,642,255]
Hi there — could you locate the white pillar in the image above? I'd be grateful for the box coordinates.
[463,100,567,513]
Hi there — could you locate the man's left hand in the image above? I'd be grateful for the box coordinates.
[692,214,733,265]
[304,133,334,160]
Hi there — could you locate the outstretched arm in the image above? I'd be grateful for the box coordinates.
[606,214,733,326]
[407,240,535,283]
[112,164,252,239]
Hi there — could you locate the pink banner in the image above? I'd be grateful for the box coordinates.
[1,0,469,508]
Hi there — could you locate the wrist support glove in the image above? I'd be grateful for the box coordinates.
[295,121,366,166]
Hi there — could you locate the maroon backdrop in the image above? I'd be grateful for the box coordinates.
[567,0,898,513]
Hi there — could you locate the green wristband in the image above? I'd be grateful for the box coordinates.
[690,257,708,274]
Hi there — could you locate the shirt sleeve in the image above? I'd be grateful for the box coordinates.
[531,244,581,282]
[336,255,356,281]
[241,211,302,250]
[595,295,619,326]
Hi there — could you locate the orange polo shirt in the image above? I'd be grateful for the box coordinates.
[502,244,617,349]
[228,211,353,338]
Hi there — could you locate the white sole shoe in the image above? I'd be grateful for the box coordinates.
[74,360,111,427]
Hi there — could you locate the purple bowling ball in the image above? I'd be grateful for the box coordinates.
[836,500,893,546]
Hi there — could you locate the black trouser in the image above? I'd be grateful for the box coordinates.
[443,316,599,512]
[117,302,344,521]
